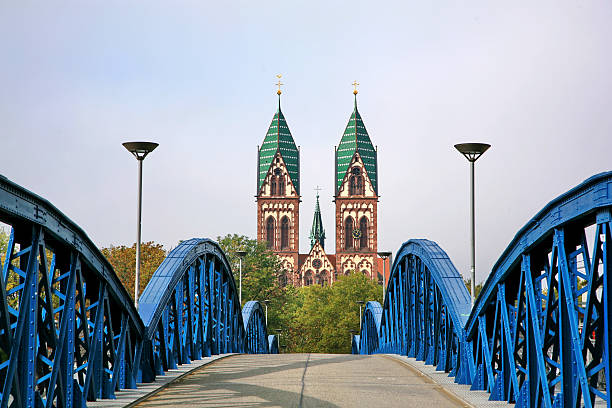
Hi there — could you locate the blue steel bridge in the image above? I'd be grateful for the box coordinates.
[0,175,275,408]
[0,171,610,407]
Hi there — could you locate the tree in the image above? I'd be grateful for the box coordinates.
[216,234,295,337]
[101,242,167,300]
[288,272,382,353]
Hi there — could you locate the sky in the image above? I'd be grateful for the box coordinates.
[1,1,611,285]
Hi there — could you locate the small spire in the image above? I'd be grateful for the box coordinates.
[310,187,326,250]
[352,80,359,108]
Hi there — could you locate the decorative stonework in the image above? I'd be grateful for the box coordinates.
[297,240,336,286]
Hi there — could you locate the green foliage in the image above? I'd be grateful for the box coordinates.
[286,272,382,354]
[101,242,167,299]
[216,234,284,305]
[216,234,294,337]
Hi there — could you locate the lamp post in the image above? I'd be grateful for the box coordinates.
[122,141,159,309]
[262,299,270,326]
[356,300,365,332]
[236,250,247,305]
[454,142,490,307]
[378,251,392,303]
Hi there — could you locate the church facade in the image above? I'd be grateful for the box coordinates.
[256,85,385,286]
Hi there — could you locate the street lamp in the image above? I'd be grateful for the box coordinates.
[236,250,247,305]
[454,142,490,307]
[123,141,159,309]
[378,251,392,303]
[262,299,270,326]
[356,300,365,332]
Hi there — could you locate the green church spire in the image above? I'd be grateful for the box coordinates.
[257,79,300,194]
[309,192,325,250]
[335,86,378,195]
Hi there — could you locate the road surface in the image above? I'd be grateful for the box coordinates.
[135,353,468,408]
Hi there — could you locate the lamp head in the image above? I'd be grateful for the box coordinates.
[454,143,490,162]
[377,251,392,258]
[236,250,248,258]
[123,142,159,160]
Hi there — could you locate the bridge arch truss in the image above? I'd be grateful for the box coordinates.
[0,176,275,407]
[357,172,612,408]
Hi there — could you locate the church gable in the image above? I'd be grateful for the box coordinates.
[258,153,299,198]
[337,153,377,198]
[299,240,335,286]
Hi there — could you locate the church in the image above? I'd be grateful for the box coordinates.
[255,81,386,287]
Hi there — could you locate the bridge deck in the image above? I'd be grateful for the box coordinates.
[134,353,467,408]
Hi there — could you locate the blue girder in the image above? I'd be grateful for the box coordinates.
[357,171,612,408]
[0,176,275,407]
[0,176,145,407]
[466,172,612,407]
[357,239,473,383]
[241,301,269,354]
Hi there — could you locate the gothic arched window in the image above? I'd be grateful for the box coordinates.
[278,177,285,196]
[349,167,364,195]
[304,271,313,286]
[270,179,277,196]
[280,216,289,249]
[320,270,328,286]
[266,216,275,249]
[355,174,364,195]
[359,216,368,250]
[344,217,354,250]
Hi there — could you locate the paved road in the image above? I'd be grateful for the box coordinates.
[134,354,468,408]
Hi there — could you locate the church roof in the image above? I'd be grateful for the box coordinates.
[309,194,325,250]
[258,98,300,194]
[336,96,378,194]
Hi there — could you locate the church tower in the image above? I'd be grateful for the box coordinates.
[256,78,300,285]
[334,85,379,279]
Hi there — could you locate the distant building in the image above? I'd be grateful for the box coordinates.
[256,84,386,286]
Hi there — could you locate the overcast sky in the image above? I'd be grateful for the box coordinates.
[1,2,611,284]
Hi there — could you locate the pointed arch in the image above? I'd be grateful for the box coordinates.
[304,270,313,286]
[320,270,328,286]
[355,174,364,195]
[349,167,364,195]
[280,216,290,250]
[278,176,285,196]
[266,216,275,249]
[270,178,277,196]
[359,216,368,250]
[344,216,354,250]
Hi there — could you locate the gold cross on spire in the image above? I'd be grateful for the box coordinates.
[276,74,283,95]
[314,185,323,194]
[352,80,359,95]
